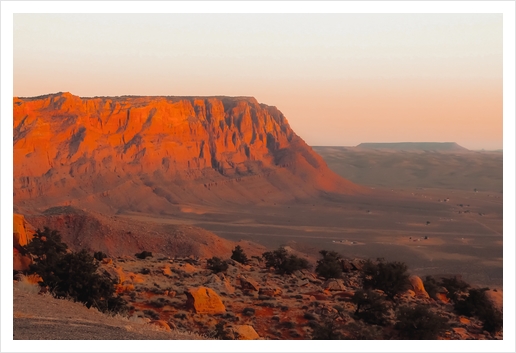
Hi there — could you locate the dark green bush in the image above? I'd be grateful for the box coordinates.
[344,321,384,340]
[242,307,255,316]
[454,287,502,334]
[210,321,232,340]
[93,251,108,261]
[315,250,343,279]
[395,304,449,339]
[440,276,470,302]
[262,247,310,275]
[207,257,228,273]
[231,245,249,264]
[135,251,153,259]
[23,229,127,314]
[362,259,410,300]
[422,275,441,300]
[352,289,389,326]
[310,315,343,340]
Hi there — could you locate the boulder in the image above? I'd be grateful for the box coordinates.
[232,325,260,340]
[150,320,171,331]
[408,275,429,298]
[322,279,346,291]
[13,214,34,248]
[239,275,260,291]
[258,287,283,297]
[185,287,226,315]
[204,274,235,295]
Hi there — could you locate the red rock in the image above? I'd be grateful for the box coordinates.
[239,275,260,292]
[408,275,429,298]
[185,286,226,315]
[150,320,171,331]
[232,325,260,340]
[13,93,366,213]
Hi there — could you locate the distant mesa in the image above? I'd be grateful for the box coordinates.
[13,92,365,213]
[356,142,469,152]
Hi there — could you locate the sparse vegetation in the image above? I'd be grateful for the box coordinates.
[454,287,503,334]
[352,289,390,325]
[135,251,153,259]
[440,276,470,302]
[310,315,343,340]
[262,247,310,275]
[93,251,108,261]
[362,259,410,301]
[207,257,229,273]
[231,245,249,265]
[315,250,343,279]
[395,304,449,339]
[22,228,127,314]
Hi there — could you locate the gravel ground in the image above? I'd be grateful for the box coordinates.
[13,285,203,340]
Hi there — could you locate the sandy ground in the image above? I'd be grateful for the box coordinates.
[116,185,502,288]
[12,285,203,340]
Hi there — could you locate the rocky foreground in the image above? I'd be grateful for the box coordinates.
[91,253,502,340]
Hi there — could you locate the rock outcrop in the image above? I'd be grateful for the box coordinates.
[14,92,365,213]
[408,275,430,298]
[185,286,226,315]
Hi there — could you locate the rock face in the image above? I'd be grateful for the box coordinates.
[408,275,430,298]
[14,92,364,213]
[13,214,35,271]
[232,325,260,340]
[185,286,226,314]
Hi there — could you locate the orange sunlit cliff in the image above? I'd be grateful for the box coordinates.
[14,92,364,213]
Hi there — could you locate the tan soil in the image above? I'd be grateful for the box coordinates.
[13,285,203,340]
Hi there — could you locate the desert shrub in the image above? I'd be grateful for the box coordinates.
[422,275,441,300]
[210,321,232,340]
[242,307,255,316]
[310,315,343,340]
[24,228,68,271]
[315,250,343,279]
[279,321,296,329]
[362,259,410,301]
[24,231,127,315]
[231,245,249,264]
[304,312,317,320]
[93,251,108,261]
[454,287,503,334]
[395,304,449,339]
[344,321,384,340]
[352,289,389,326]
[262,247,310,275]
[440,276,470,302]
[143,309,160,320]
[135,251,153,259]
[207,257,228,273]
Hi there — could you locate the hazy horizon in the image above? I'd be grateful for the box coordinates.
[13,13,503,151]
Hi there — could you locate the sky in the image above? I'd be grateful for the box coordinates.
[12,12,503,150]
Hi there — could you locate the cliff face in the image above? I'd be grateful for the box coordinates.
[14,92,364,213]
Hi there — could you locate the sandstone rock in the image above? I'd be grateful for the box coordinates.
[185,287,226,315]
[232,325,260,340]
[258,287,283,297]
[101,258,113,265]
[204,274,235,295]
[162,265,173,276]
[13,214,34,248]
[150,320,171,331]
[322,279,346,291]
[13,93,365,214]
[408,275,429,298]
[13,250,32,272]
[239,275,260,292]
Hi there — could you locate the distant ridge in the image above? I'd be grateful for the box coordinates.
[356,142,469,152]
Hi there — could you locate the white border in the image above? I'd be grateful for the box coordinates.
[1,1,514,352]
